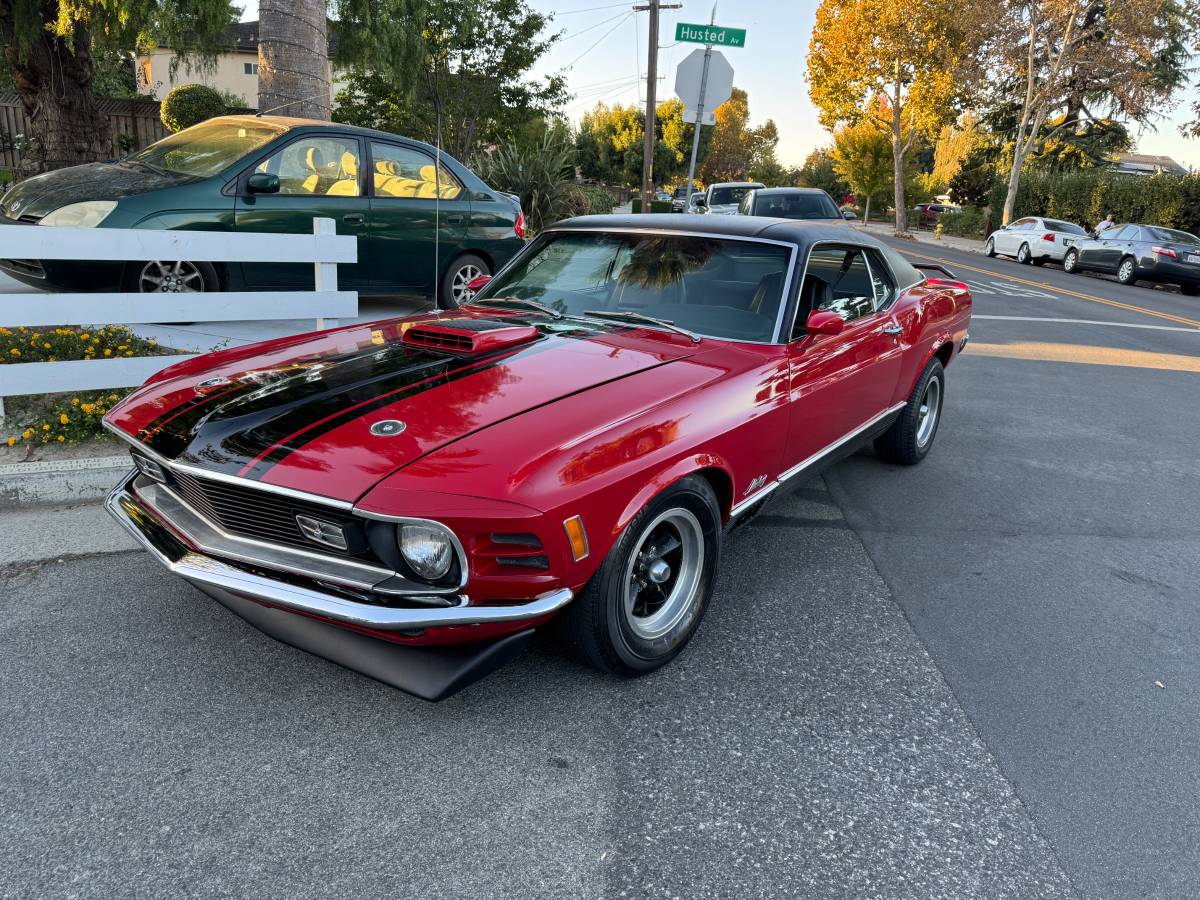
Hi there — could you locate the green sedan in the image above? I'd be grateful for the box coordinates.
[0,116,526,308]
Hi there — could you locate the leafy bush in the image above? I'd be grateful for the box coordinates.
[476,134,580,233]
[160,84,227,133]
[1000,170,1200,234]
[580,185,615,215]
[939,206,989,239]
[2,325,165,446]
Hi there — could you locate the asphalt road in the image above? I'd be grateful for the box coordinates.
[2,240,1198,898]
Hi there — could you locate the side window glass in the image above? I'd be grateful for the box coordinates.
[258,136,361,196]
[865,251,895,310]
[371,142,463,200]
[796,247,877,336]
[1115,225,1139,240]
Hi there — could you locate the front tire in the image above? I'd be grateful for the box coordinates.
[562,476,721,677]
[1181,283,1199,297]
[984,237,996,258]
[1017,242,1032,264]
[1063,248,1080,274]
[874,357,945,465]
[439,253,489,310]
[123,260,219,294]
[1117,256,1138,286]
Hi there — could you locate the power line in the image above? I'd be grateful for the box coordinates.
[555,10,630,43]
[552,1,629,14]
[562,12,633,69]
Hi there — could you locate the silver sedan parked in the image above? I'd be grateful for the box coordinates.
[985,216,1090,266]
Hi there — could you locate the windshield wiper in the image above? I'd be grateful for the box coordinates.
[583,309,701,343]
[468,296,563,319]
[125,159,170,177]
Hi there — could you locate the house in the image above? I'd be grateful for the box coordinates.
[136,21,344,110]
[1110,153,1189,177]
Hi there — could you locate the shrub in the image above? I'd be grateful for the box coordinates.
[1,325,165,446]
[476,134,579,233]
[1000,170,1200,234]
[580,185,615,215]
[160,84,226,133]
[939,206,989,239]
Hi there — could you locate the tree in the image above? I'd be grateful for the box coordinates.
[948,145,997,206]
[0,0,236,174]
[831,114,893,221]
[574,100,709,187]
[797,148,850,200]
[986,0,1198,223]
[930,113,983,192]
[333,0,566,162]
[808,0,991,233]
[259,0,331,119]
[698,87,780,184]
[161,84,225,132]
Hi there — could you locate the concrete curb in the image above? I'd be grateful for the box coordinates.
[0,455,129,508]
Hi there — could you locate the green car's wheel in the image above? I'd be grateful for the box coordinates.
[440,254,490,310]
[123,260,219,294]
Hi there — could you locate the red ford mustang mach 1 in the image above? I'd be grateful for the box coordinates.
[104,215,971,700]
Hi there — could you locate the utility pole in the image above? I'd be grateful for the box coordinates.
[634,0,681,213]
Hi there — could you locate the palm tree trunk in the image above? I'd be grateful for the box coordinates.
[258,0,331,119]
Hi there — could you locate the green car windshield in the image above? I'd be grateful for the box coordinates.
[125,118,287,178]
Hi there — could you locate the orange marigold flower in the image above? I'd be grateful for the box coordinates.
[59,414,69,425]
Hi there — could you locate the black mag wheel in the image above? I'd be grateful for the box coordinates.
[874,357,945,465]
[561,475,721,677]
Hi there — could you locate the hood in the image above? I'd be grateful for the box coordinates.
[107,314,698,503]
[1,162,192,221]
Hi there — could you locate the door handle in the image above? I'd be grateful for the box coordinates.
[444,214,465,225]
[343,213,365,224]
[883,324,903,336]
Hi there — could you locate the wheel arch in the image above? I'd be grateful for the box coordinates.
[613,455,736,537]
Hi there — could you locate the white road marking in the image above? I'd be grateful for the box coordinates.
[973,315,1200,334]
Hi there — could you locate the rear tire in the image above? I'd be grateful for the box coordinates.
[1117,256,1138,286]
[1017,242,1032,264]
[874,357,945,465]
[561,476,721,677]
[439,253,489,310]
[123,260,219,294]
[1063,248,1080,274]
[1181,284,1199,297]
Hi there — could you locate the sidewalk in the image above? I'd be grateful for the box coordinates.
[856,220,986,254]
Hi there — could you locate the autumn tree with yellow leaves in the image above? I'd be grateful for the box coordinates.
[808,0,993,234]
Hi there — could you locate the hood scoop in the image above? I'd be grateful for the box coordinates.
[402,317,541,355]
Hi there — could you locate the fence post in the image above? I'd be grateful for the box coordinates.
[313,217,340,331]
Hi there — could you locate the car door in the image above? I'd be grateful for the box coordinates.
[784,244,905,471]
[367,141,472,294]
[233,132,370,289]
[1093,225,1137,271]
[998,218,1031,255]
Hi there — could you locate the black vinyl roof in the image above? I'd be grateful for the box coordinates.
[551,214,891,253]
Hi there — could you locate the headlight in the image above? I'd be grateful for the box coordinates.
[398,523,455,581]
[40,200,117,227]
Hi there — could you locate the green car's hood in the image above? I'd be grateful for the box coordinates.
[0,162,194,221]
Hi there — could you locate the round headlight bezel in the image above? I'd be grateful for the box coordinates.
[40,200,118,228]
[397,522,457,583]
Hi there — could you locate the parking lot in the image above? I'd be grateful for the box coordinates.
[2,239,1199,898]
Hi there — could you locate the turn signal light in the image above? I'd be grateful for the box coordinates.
[1152,246,1178,259]
[563,515,589,561]
[514,211,527,240]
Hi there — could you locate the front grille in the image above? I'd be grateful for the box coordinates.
[166,467,376,561]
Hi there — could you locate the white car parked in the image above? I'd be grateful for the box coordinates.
[985,216,1091,265]
[692,181,765,215]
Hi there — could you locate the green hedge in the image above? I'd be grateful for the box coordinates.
[993,170,1200,234]
[630,198,673,214]
[580,185,615,215]
[939,206,989,239]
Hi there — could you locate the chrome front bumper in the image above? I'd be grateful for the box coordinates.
[106,471,574,632]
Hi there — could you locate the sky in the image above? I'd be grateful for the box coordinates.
[241,0,1200,170]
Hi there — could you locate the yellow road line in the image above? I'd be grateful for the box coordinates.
[902,248,1200,330]
[968,341,1200,373]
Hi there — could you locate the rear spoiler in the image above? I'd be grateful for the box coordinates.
[913,261,957,279]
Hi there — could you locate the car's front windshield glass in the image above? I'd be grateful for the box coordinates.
[757,192,840,219]
[1147,226,1200,246]
[709,186,756,206]
[474,232,792,343]
[125,119,286,178]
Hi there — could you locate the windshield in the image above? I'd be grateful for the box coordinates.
[474,232,793,343]
[125,118,286,178]
[1147,226,1200,246]
[755,192,840,220]
[1044,219,1088,236]
[709,185,760,206]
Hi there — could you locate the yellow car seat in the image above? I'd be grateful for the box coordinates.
[326,151,360,196]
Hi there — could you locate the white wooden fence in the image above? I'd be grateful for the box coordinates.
[0,218,357,422]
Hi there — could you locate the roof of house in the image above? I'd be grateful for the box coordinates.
[1112,153,1188,176]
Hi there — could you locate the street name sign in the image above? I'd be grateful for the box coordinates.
[675,22,747,48]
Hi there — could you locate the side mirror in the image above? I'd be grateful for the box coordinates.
[247,172,280,195]
[466,274,492,294]
[806,310,845,336]
[694,196,707,208]
[842,209,856,219]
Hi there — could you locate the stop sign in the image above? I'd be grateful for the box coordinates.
[674,48,734,112]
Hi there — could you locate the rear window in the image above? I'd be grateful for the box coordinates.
[754,192,840,220]
[1044,219,1088,236]
[1146,226,1200,246]
[478,232,793,342]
